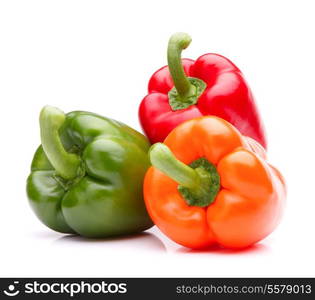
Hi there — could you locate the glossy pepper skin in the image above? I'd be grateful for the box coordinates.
[27,106,153,238]
[139,32,267,148]
[144,117,285,249]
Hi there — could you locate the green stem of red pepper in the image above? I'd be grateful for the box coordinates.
[167,33,195,99]
[149,143,220,207]
[167,33,206,111]
[39,106,81,180]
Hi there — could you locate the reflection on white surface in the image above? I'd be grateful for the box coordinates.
[53,232,167,252]
[176,242,270,255]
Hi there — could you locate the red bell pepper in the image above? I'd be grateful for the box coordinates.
[139,32,267,148]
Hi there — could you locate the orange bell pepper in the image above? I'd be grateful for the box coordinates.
[144,116,286,249]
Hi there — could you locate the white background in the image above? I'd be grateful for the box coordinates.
[0,0,314,277]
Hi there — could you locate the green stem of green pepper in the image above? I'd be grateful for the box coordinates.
[39,106,81,180]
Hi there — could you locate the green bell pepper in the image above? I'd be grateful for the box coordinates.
[27,106,153,238]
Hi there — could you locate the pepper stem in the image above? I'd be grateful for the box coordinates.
[39,106,80,180]
[167,32,195,99]
[149,143,220,207]
[149,143,200,189]
[167,33,207,111]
